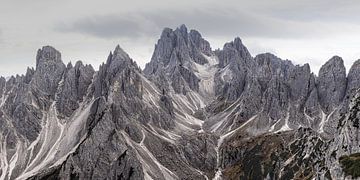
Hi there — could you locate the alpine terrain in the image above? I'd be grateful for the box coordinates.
[1,25,360,179]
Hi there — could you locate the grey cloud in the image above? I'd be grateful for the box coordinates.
[254,0,360,23]
[142,9,307,38]
[55,7,345,41]
[55,15,153,39]
[0,29,3,43]
[142,8,358,40]
[3,0,360,77]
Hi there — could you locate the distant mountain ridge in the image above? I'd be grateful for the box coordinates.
[0,24,360,179]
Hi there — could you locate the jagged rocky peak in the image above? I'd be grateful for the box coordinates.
[56,60,95,118]
[212,37,255,101]
[189,29,212,56]
[106,45,139,73]
[0,76,5,98]
[34,45,66,74]
[113,45,132,62]
[224,37,249,55]
[317,55,347,113]
[24,67,35,84]
[255,53,293,66]
[31,46,66,109]
[254,53,294,77]
[288,63,315,103]
[75,60,94,71]
[254,53,314,102]
[36,45,63,69]
[177,24,188,37]
[144,25,215,95]
[216,37,252,68]
[4,26,360,180]
[0,76,5,85]
[346,59,360,98]
[144,24,213,75]
[94,45,143,99]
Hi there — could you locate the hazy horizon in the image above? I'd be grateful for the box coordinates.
[2,0,360,76]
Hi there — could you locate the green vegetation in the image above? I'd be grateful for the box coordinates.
[339,153,360,178]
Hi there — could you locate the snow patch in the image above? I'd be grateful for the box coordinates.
[209,99,243,133]
[193,54,219,100]
[219,65,233,83]
[304,108,315,127]
[7,143,20,180]
[0,134,9,180]
[17,100,94,180]
[142,76,161,107]
[213,170,222,180]
[274,111,292,133]
[172,94,197,114]
[268,118,281,132]
[122,131,178,180]
[318,109,336,134]
[318,108,336,133]
[0,84,10,108]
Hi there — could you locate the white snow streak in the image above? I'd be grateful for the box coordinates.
[7,144,20,180]
[318,109,336,133]
[219,65,233,83]
[274,111,292,133]
[193,54,218,99]
[122,131,178,180]
[17,100,94,180]
[213,115,258,180]
[0,134,9,180]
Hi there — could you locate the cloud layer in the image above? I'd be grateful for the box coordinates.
[56,7,359,40]
[1,0,360,76]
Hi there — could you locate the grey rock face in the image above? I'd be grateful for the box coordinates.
[179,133,217,177]
[205,52,321,134]
[52,98,144,180]
[217,37,252,68]
[144,25,213,95]
[253,53,295,120]
[254,53,293,91]
[94,45,143,99]
[346,59,360,99]
[56,61,95,118]
[0,76,5,100]
[31,46,66,109]
[219,128,328,179]
[11,103,43,142]
[1,75,43,143]
[317,56,347,113]
[214,37,253,101]
[3,25,360,180]
[34,46,65,88]
[170,66,200,94]
[315,91,360,179]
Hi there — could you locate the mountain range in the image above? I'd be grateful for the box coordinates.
[1,24,360,179]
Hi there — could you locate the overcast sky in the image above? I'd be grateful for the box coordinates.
[1,0,360,76]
